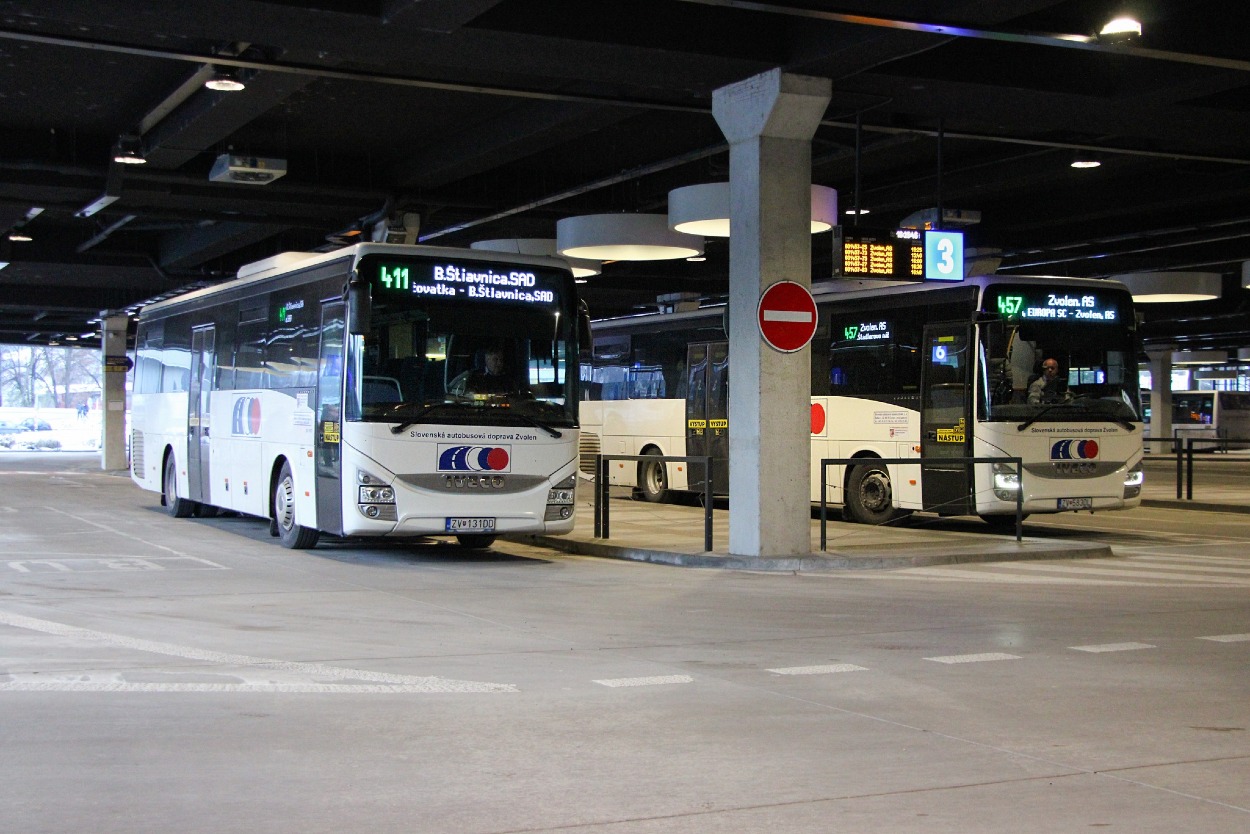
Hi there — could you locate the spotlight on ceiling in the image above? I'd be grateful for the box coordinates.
[1114,271,1221,303]
[1070,154,1102,169]
[667,183,837,237]
[204,65,246,91]
[7,231,33,242]
[1098,16,1142,44]
[557,214,703,261]
[112,135,147,165]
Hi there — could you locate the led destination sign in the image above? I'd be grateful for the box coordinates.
[364,258,563,307]
[839,228,924,280]
[990,289,1121,323]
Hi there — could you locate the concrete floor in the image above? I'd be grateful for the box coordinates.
[2,453,1248,832]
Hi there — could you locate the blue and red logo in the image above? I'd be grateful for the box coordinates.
[1050,439,1099,460]
[231,396,262,436]
[438,445,511,473]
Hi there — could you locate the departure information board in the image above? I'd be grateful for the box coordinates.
[835,227,964,282]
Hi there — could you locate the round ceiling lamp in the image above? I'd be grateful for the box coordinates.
[1113,271,1221,303]
[470,238,601,278]
[557,214,703,261]
[667,183,837,237]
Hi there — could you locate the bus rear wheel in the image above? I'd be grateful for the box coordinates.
[844,462,905,525]
[635,450,669,503]
[163,455,197,518]
[273,462,320,550]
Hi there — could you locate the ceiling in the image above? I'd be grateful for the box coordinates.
[4,0,1250,351]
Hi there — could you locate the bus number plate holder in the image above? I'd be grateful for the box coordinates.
[446,517,496,533]
[1057,497,1093,510]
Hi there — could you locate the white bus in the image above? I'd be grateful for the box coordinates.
[131,243,586,549]
[1143,390,1250,450]
[581,275,1145,527]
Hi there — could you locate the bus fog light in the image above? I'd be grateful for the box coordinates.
[364,505,380,519]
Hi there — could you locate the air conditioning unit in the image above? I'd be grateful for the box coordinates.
[209,154,287,185]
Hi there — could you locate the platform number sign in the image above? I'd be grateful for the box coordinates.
[924,230,964,281]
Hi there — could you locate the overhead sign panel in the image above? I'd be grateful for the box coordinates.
[834,227,965,282]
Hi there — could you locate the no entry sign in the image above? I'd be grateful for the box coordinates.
[757,280,817,352]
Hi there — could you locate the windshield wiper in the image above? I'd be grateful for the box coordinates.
[389,403,453,434]
[513,413,563,438]
[387,402,564,437]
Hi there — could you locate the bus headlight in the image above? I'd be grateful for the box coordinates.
[357,469,397,520]
[545,474,576,521]
[1123,463,1144,498]
[993,462,1021,502]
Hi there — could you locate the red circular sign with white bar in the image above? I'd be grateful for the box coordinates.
[757,280,818,352]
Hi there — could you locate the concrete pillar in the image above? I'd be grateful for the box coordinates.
[101,313,130,471]
[713,69,831,557]
[1147,349,1173,443]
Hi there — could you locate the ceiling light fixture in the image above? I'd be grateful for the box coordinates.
[470,238,602,278]
[7,231,32,242]
[1098,16,1142,44]
[667,183,837,237]
[558,214,703,261]
[1114,271,1221,303]
[112,135,147,165]
[204,65,246,91]
[1070,154,1102,169]
[844,208,870,216]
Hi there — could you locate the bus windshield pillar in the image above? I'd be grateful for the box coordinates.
[713,69,831,557]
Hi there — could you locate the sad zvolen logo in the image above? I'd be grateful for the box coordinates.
[438,445,511,472]
[231,397,262,436]
[1050,439,1099,460]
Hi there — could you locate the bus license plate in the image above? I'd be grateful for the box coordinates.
[1057,497,1093,510]
[446,517,496,533]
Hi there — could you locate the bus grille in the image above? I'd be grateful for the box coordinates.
[130,430,143,477]
[579,431,601,476]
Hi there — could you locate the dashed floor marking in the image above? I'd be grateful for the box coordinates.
[1198,633,1250,643]
[593,675,693,688]
[0,609,514,694]
[768,664,869,676]
[1070,642,1156,653]
[924,652,1020,664]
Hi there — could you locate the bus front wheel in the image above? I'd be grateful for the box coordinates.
[163,455,197,519]
[635,450,669,503]
[273,462,320,549]
[844,462,904,525]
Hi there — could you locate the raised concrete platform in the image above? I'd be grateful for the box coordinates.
[526,495,1113,571]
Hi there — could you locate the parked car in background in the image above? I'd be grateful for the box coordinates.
[18,418,52,431]
[0,420,23,435]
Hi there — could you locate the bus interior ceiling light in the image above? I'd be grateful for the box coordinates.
[557,214,703,261]
[668,183,837,237]
[1114,271,1221,303]
[471,238,601,278]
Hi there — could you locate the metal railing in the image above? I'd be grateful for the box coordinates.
[1142,436,1250,501]
[819,456,1025,545]
[594,454,715,552]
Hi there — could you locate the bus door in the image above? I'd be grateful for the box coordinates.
[920,323,973,515]
[315,303,346,535]
[685,341,730,493]
[188,325,215,504]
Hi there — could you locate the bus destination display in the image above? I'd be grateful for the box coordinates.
[989,289,1120,323]
[365,258,561,307]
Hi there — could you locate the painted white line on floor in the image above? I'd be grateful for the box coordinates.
[593,675,694,688]
[925,652,1021,664]
[768,664,869,676]
[1197,633,1250,643]
[0,680,490,694]
[0,609,515,693]
[1070,642,1156,653]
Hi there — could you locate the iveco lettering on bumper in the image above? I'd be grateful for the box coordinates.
[438,445,511,472]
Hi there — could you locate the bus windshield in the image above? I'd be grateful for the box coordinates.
[980,284,1141,425]
[347,255,578,429]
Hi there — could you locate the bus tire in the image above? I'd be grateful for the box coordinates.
[163,454,197,519]
[844,462,903,525]
[635,450,669,503]
[273,462,320,550]
[456,534,496,549]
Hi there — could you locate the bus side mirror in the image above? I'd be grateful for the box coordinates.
[347,280,371,335]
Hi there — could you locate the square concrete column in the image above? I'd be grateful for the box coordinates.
[101,313,130,471]
[713,69,831,557]
[1146,349,1174,443]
